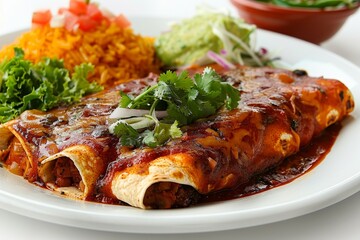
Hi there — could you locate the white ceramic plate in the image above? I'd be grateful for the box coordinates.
[0,17,360,234]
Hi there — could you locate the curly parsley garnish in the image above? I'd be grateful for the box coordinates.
[0,48,102,123]
[109,67,240,148]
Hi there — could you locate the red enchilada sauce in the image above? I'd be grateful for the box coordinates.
[93,122,341,206]
[93,66,351,207]
[199,122,341,204]
[0,105,342,206]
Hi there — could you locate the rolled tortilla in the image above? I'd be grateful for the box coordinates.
[111,153,201,209]
[0,122,13,151]
[39,145,104,199]
[0,120,33,177]
[99,67,355,209]
[0,87,124,199]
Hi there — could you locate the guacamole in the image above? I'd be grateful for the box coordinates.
[155,12,260,68]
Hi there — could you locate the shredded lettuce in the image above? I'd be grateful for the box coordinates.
[0,48,103,123]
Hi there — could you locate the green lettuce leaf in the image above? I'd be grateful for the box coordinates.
[0,48,102,123]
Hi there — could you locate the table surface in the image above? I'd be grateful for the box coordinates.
[1,1,360,239]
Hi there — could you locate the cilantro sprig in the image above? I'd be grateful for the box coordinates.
[109,67,240,148]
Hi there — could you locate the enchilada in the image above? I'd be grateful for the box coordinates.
[0,66,354,208]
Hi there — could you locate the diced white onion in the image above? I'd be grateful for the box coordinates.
[73,23,80,32]
[50,14,65,28]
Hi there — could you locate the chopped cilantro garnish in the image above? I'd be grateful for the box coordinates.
[110,67,240,148]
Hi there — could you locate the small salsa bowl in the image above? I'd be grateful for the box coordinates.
[230,0,360,44]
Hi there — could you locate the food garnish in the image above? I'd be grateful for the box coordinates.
[31,0,131,31]
[155,10,275,69]
[109,67,240,147]
[0,48,102,123]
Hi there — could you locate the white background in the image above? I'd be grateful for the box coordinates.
[1,0,360,239]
